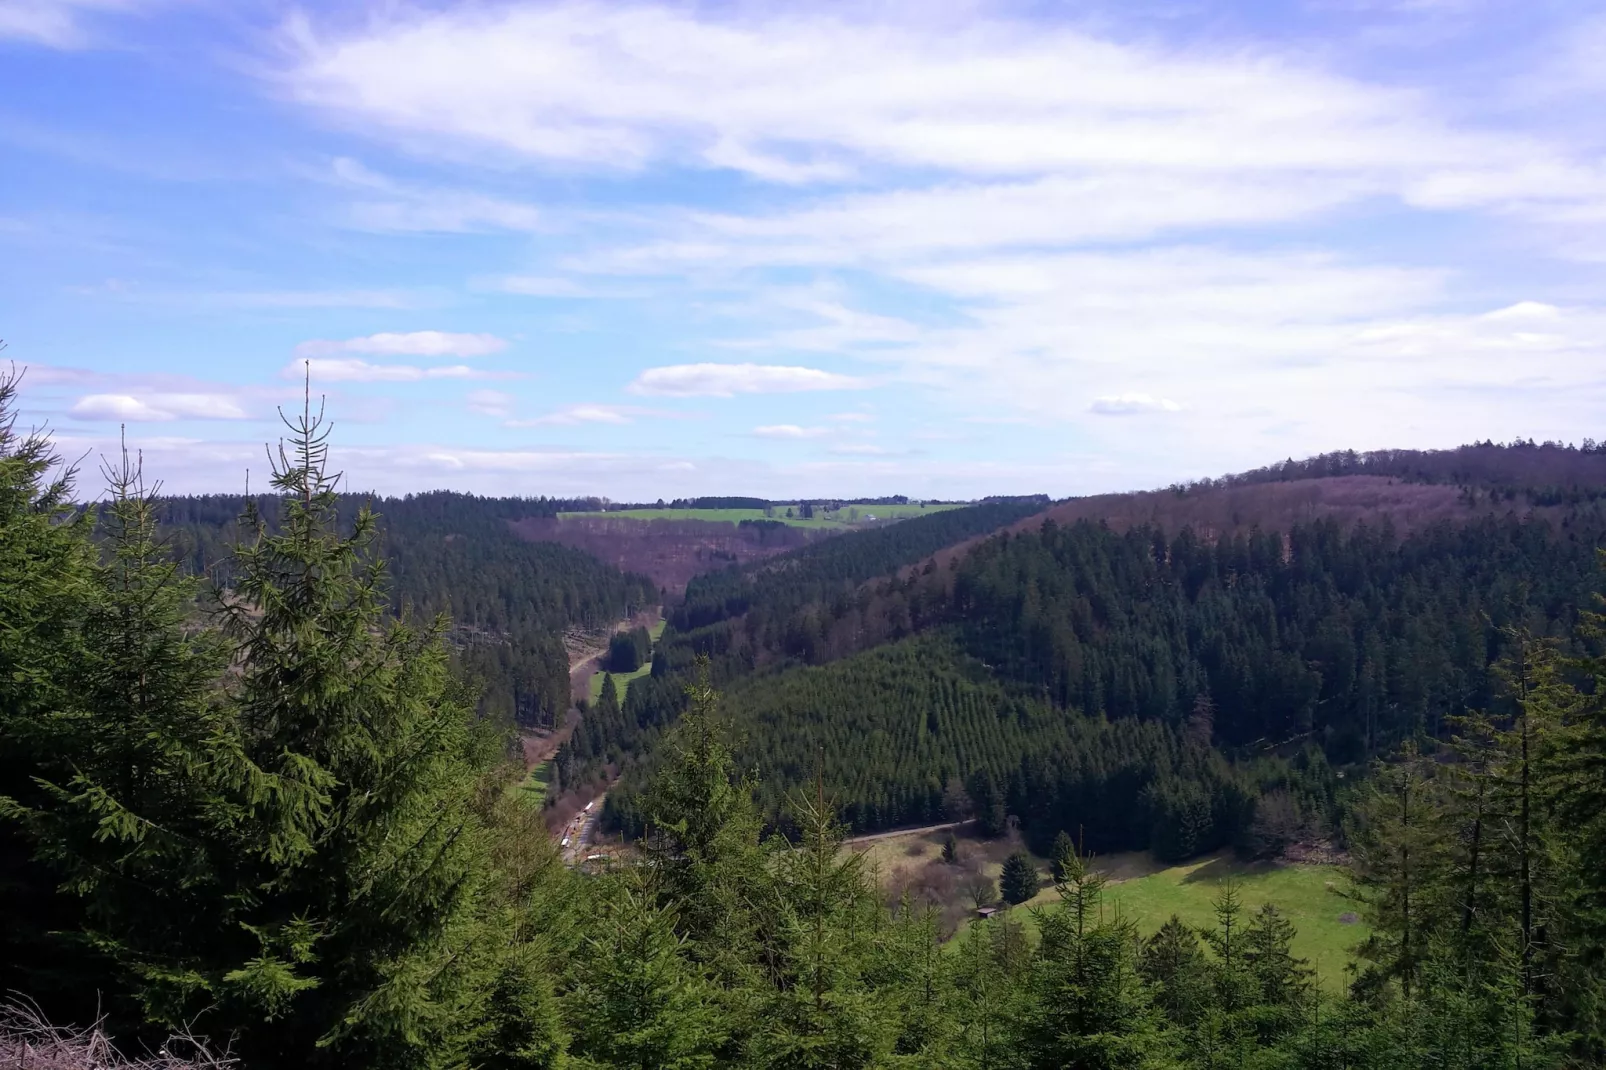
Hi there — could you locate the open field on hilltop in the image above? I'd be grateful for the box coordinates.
[588,618,667,704]
[853,825,1360,989]
[558,502,963,529]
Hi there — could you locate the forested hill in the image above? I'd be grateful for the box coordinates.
[154,492,657,728]
[1176,437,1606,495]
[587,443,1606,848]
[656,498,1050,664]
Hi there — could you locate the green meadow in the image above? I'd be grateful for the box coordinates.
[962,850,1362,989]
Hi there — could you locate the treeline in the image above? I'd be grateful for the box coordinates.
[9,380,1606,1067]
[1174,438,1606,496]
[154,490,657,728]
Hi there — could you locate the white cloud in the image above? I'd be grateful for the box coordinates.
[752,424,829,439]
[497,275,594,297]
[290,358,482,383]
[1090,393,1183,415]
[284,7,1473,178]
[70,392,247,422]
[295,330,507,359]
[281,5,1603,233]
[466,389,515,418]
[509,403,673,426]
[629,363,866,397]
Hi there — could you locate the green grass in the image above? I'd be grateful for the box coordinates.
[557,503,964,529]
[588,618,669,704]
[971,852,1362,990]
[512,760,550,807]
[1099,854,1360,988]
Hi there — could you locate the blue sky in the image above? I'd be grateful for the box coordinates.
[3,0,1605,500]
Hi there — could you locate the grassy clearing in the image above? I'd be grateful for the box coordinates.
[852,826,1361,990]
[557,503,964,529]
[587,618,668,704]
[513,760,550,807]
[1016,852,1360,989]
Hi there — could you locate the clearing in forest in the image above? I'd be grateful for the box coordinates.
[588,617,668,705]
[857,825,1360,989]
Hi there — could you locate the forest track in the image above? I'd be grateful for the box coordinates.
[842,820,966,848]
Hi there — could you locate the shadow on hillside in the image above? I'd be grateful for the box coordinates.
[1177,852,1268,885]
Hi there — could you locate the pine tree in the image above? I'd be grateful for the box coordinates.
[2,442,231,1037]
[968,768,1007,839]
[950,917,1029,1070]
[1049,831,1076,883]
[753,774,895,1068]
[565,866,723,1069]
[0,367,103,1019]
[1140,916,1207,1027]
[1242,903,1314,1011]
[1347,743,1445,999]
[1026,844,1164,1070]
[1000,852,1039,906]
[191,396,531,1067]
[638,660,772,1000]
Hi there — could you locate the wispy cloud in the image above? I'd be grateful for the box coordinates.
[69,392,247,422]
[329,157,544,233]
[751,424,830,439]
[466,389,515,418]
[508,403,677,427]
[0,0,139,48]
[295,331,507,359]
[1090,394,1183,415]
[629,363,866,397]
[288,358,484,383]
[495,275,597,298]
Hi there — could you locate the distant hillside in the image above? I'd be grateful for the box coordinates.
[510,514,829,595]
[1180,439,1606,494]
[588,439,1606,846]
[155,492,657,730]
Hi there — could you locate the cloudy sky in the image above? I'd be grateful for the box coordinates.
[3,0,1605,500]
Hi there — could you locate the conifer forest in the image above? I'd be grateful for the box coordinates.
[7,368,1606,1070]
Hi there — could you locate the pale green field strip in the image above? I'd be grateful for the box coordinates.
[557,503,964,529]
[513,760,550,807]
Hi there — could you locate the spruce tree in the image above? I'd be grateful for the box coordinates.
[1026,845,1164,1070]
[1347,743,1445,999]
[187,396,532,1067]
[1000,852,1039,906]
[0,367,102,1019]
[754,775,895,1068]
[1139,916,1207,1027]
[565,866,723,1069]
[2,442,231,1036]
[1049,830,1076,883]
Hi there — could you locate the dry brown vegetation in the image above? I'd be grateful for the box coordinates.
[0,1002,232,1070]
[510,515,830,594]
